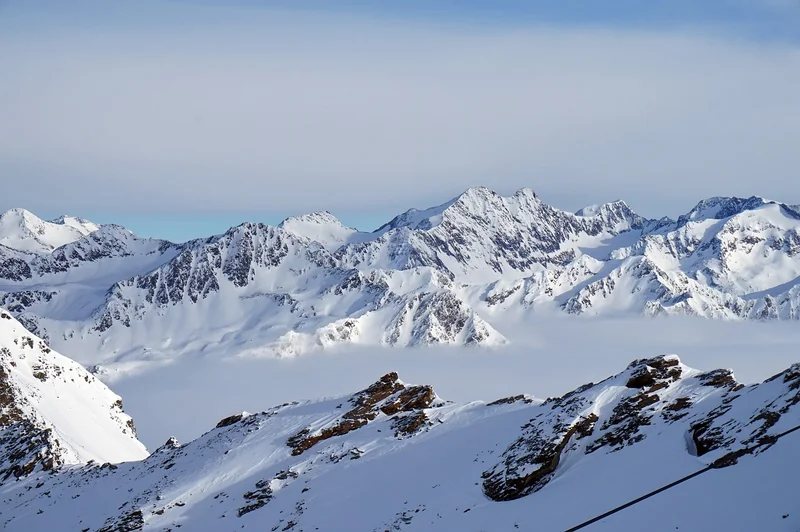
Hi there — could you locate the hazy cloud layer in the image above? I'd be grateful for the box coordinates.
[109,316,800,448]
[1,4,799,219]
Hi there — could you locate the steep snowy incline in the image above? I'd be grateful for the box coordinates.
[0,209,99,253]
[0,356,797,531]
[0,309,147,483]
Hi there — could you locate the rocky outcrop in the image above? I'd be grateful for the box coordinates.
[287,373,437,455]
[481,354,800,502]
[1,360,799,531]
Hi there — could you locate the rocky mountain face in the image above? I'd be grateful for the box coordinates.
[0,355,797,531]
[338,187,646,281]
[1,189,800,370]
[0,225,179,284]
[0,310,147,485]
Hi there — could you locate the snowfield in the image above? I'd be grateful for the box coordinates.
[1,188,800,379]
[0,312,797,531]
[1,189,800,530]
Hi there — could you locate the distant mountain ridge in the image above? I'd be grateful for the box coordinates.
[1,188,800,372]
[0,208,99,254]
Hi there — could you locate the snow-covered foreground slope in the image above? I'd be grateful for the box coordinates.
[2,189,800,375]
[0,310,146,483]
[1,354,797,531]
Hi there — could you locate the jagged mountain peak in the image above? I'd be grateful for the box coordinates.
[3,190,800,369]
[450,186,526,216]
[0,208,99,254]
[279,210,347,227]
[278,211,368,251]
[575,199,631,217]
[677,195,771,226]
[344,186,648,283]
[373,187,523,234]
[213,221,333,257]
[48,214,99,231]
[447,188,642,225]
[374,199,458,234]
[446,186,547,218]
[0,207,41,224]
[375,187,640,238]
[456,185,504,202]
[511,186,539,199]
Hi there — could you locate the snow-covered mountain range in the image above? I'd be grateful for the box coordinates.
[0,318,797,531]
[2,188,800,373]
[0,209,99,254]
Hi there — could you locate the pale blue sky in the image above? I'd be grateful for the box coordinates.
[2,0,799,241]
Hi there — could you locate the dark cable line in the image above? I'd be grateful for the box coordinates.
[564,424,800,531]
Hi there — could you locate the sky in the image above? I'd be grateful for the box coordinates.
[1,0,800,242]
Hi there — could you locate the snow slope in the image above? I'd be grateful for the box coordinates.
[2,190,800,373]
[0,310,146,483]
[278,211,373,251]
[0,355,797,531]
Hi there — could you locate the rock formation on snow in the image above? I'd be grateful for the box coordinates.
[0,352,797,531]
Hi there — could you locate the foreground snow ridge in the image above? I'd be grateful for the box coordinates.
[1,351,798,531]
[2,189,800,372]
[0,310,146,482]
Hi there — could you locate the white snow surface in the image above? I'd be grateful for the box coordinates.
[0,344,797,531]
[278,211,373,251]
[0,208,99,253]
[1,189,800,377]
[0,310,147,469]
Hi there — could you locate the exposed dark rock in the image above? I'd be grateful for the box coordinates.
[487,394,534,406]
[691,404,735,457]
[287,373,436,455]
[697,369,739,389]
[216,414,244,428]
[482,413,599,501]
[98,509,144,532]
[238,480,273,517]
[662,397,693,422]
[392,411,430,437]
[625,356,681,389]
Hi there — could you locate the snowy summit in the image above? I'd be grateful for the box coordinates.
[0,190,799,374]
